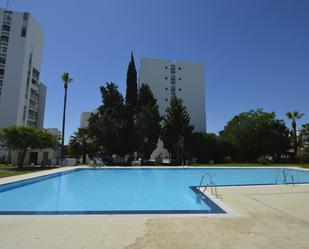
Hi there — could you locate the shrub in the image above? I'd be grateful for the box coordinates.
[257,155,272,165]
[223,156,232,163]
[299,149,309,163]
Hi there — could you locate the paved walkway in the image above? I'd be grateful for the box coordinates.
[0,168,309,249]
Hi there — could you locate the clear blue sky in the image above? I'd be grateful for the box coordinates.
[8,0,309,143]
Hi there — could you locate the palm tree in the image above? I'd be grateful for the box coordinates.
[286,111,304,158]
[60,72,73,164]
[69,128,90,164]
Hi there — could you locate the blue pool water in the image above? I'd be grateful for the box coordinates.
[0,167,309,214]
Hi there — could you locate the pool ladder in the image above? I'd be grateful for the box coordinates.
[198,173,218,198]
[275,169,295,185]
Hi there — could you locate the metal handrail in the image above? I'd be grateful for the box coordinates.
[198,173,218,198]
[202,182,218,197]
[275,169,295,186]
[198,173,213,190]
[290,174,295,186]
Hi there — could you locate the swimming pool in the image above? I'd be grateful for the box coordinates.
[0,167,309,215]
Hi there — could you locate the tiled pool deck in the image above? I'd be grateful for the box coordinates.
[0,166,309,249]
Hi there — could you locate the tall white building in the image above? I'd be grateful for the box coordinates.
[139,58,206,132]
[80,109,98,128]
[0,9,46,129]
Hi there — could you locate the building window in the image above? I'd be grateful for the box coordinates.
[178,67,181,70]
[32,78,38,85]
[23,13,29,21]
[171,86,176,96]
[178,78,181,80]
[28,109,38,121]
[179,88,182,91]
[5,15,11,22]
[0,57,6,64]
[165,66,168,69]
[0,68,4,75]
[2,25,10,32]
[21,26,27,37]
[165,98,168,102]
[22,105,27,122]
[165,76,168,80]
[0,36,9,42]
[165,87,168,90]
[171,75,176,85]
[32,68,40,79]
[171,65,176,74]
[2,47,7,53]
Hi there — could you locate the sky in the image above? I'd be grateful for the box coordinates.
[7,0,309,143]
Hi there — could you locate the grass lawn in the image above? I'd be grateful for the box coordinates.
[192,163,309,169]
[0,164,59,178]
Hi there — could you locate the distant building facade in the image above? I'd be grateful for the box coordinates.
[0,9,46,129]
[11,128,61,166]
[80,110,97,128]
[139,58,206,162]
[139,58,206,132]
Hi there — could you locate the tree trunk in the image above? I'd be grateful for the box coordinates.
[60,85,68,164]
[6,149,12,165]
[292,120,298,158]
[82,153,86,164]
[18,149,27,169]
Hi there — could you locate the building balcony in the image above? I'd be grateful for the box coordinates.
[27,113,37,121]
[28,104,39,111]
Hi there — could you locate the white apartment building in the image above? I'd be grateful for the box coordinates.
[139,58,206,132]
[0,9,46,129]
[139,58,206,162]
[80,109,98,128]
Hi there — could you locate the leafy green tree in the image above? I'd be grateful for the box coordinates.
[88,82,126,162]
[300,123,309,146]
[161,97,193,165]
[188,132,222,163]
[136,84,161,161]
[299,123,309,163]
[123,52,138,160]
[286,111,304,157]
[0,126,59,167]
[270,120,291,161]
[137,84,157,110]
[221,109,290,162]
[69,128,92,164]
[60,72,73,163]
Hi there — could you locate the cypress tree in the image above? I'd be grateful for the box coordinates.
[125,51,137,109]
[123,52,138,161]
